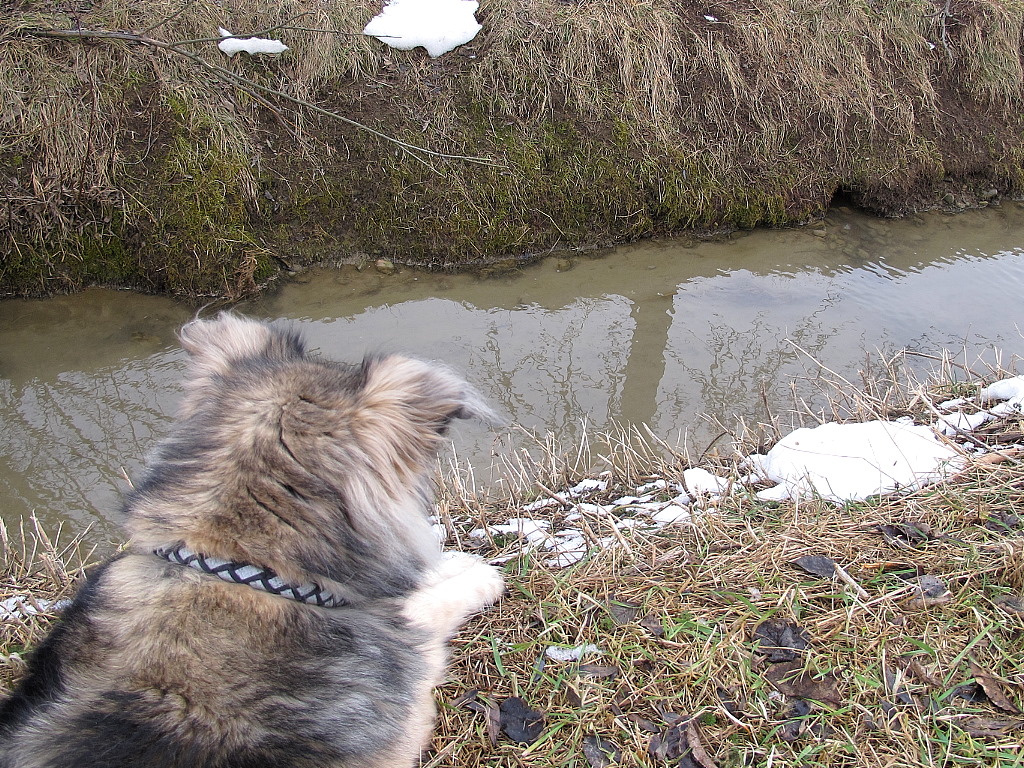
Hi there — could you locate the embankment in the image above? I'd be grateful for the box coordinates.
[3,0,1023,300]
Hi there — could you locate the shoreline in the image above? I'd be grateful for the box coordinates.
[4,0,1024,301]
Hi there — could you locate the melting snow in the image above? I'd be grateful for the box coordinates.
[471,374,1024,568]
[1,596,70,620]
[545,643,602,662]
[749,419,963,503]
[363,0,482,58]
[217,28,289,57]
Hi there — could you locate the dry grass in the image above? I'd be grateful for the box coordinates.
[3,1,1024,297]
[3,362,1024,765]
[0,517,95,691]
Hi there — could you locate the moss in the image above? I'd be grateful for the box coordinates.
[134,125,273,300]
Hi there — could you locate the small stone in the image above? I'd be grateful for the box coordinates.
[555,258,573,272]
[811,228,827,237]
[374,258,396,275]
[982,188,999,200]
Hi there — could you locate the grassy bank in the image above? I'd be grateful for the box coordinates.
[3,363,1023,766]
[2,0,1024,300]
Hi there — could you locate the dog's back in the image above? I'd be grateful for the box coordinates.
[0,313,503,767]
[0,553,430,768]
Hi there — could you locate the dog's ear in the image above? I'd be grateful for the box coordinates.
[358,355,497,432]
[179,312,305,380]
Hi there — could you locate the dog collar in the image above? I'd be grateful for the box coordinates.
[154,545,345,608]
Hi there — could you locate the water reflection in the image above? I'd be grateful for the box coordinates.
[2,205,1024,546]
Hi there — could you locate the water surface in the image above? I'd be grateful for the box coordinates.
[2,205,1023,547]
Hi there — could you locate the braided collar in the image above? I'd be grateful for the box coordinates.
[154,545,345,608]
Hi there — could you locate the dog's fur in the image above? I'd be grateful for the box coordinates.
[0,313,504,768]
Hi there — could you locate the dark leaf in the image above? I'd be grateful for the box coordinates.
[981,511,1023,532]
[625,712,662,733]
[715,684,746,718]
[896,656,943,687]
[605,597,641,625]
[956,715,1024,739]
[969,659,1022,714]
[499,696,545,745]
[454,690,501,745]
[792,555,837,579]
[563,684,582,708]
[578,664,621,679]
[640,612,665,638]
[882,665,916,706]
[994,595,1024,615]
[951,682,989,704]
[779,699,813,742]
[530,654,546,682]
[648,718,717,768]
[485,702,501,746]
[452,689,481,710]
[751,618,810,662]
[582,735,621,768]
[903,575,951,609]
[874,521,935,547]
[765,662,843,705]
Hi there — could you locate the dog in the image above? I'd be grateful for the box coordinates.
[0,313,504,767]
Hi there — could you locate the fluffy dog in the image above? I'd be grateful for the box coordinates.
[0,313,504,768]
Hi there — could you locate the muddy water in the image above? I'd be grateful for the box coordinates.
[3,205,1024,548]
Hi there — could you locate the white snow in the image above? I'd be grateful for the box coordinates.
[979,375,1024,416]
[682,467,730,496]
[363,0,482,58]
[751,419,963,502]
[1,596,70,619]
[462,374,1024,568]
[545,643,602,662]
[936,410,994,436]
[979,375,1024,404]
[217,28,289,57]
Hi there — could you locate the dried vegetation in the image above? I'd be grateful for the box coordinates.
[2,0,1024,299]
[3,359,1024,766]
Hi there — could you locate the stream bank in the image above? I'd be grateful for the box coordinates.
[3,0,1024,300]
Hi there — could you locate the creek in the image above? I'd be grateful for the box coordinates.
[2,204,1023,549]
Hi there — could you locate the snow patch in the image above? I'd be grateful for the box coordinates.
[217,28,288,57]
[363,0,481,58]
[752,419,963,502]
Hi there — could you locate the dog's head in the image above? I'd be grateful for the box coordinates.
[128,312,494,594]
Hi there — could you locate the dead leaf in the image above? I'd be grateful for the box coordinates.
[994,595,1024,614]
[639,612,665,638]
[648,718,718,768]
[604,597,640,625]
[578,664,620,679]
[969,659,1022,714]
[874,521,934,547]
[896,656,943,687]
[779,698,812,742]
[715,684,747,718]
[454,690,500,745]
[765,662,843,706]
[955,715,1024,739]
[751,618,811,662]
[882,665,916,706]
[903,575,951,609]
[981,511,1023,532]
[582,735,621,767]
[792,555,837,578]
[561,683,583,708]
[623,712,661,733]
[951,682,989,704]
[499,696,545,745]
